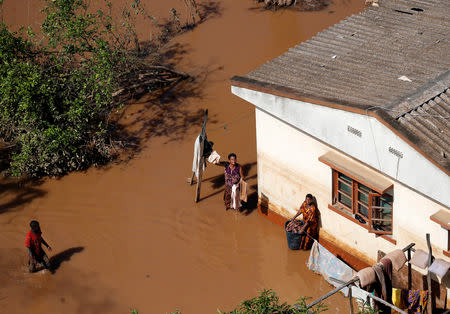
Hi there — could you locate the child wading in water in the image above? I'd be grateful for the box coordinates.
[25,220,52,272]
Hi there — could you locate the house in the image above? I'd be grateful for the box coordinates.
[231,0,449,307]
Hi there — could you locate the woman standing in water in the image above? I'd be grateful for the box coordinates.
[290,194,319,250]
[217,153,244,210]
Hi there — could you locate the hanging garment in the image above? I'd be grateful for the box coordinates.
[207,150,221,164]
[373,262,392,313]
[240,180,248,202]
[192,134,206,179]
[307,240,356,292]
[203,138,214,158]
[392,288,405,309]
[231,184,241,209]
[383,249,407,271]
[373,263,389,301]
[357,267,377,288]
[408,290,428,313]
[380,257,392,282]
[410,249,430,269]
[428,258,450,278]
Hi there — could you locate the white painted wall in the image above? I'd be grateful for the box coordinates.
[252,106,448,261]
[232,86,450,208]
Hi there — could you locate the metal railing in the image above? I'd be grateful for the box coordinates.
[305,242,417,313]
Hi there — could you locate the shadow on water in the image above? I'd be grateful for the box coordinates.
[0,179,46,215]
[50,246,84,273]
[114,60,222,160]
[197,1,223,23]
[158,1,223,35]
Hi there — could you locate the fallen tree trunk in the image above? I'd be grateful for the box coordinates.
[258,0,328,10]
[112,67,189,98]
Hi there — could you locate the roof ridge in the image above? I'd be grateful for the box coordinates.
[388,70,450,119]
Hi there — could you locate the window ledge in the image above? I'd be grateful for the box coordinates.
[328,204,368,229]
[328,204,396,245]
[378,234,397,245]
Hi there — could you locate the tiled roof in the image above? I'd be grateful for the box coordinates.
[231,0,450,173]
[393,72,450,171]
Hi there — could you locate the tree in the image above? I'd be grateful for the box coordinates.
[219,289,327,314]
[0,0,185,177]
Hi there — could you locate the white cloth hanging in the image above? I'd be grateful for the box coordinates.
[410,249,430,269]
[231,184,241,209]
[429,258,450,278]
[192,134,206,179]
[207,150,221,164]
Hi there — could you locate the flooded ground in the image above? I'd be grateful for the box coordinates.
[0,0,365,313]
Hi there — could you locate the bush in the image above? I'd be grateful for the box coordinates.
[219,289,327,314]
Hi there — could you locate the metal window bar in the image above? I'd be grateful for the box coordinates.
[305,243,416,312]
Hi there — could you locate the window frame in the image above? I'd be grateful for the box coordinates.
[332,169,393,235]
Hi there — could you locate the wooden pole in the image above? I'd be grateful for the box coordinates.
[426,233,432,314]
[189,172,195,185]
[195,158,203,202]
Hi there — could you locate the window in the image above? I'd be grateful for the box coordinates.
[332,169,393,235]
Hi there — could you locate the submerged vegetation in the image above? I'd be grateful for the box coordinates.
[257,0,329,11]
[0,0,187,178]
[166,289,379,313]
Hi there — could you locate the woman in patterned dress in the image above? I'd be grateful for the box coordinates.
[290,194,319,250]
[217,153,244,210]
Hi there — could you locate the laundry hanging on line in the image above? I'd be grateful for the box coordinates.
[392,288,406,309]
[428,258,450,278]
[382,249,406,271]
[357,267,376,288]
[409,249,430,269]
[307,240,356,296]
[408,290,428,313]
[192,134,206,180]
[192,133,215,179]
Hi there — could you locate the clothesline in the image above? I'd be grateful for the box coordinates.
[305,242,417,312]
[330,277,408,314]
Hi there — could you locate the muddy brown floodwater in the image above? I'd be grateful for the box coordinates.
[0,0,365,313]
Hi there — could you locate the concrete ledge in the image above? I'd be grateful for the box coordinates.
[328,204,397,245]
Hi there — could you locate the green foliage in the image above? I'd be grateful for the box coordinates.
[357,302,379,314]
[130,310,138,314]
[219,289,327,314]
[0,0,157,177]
